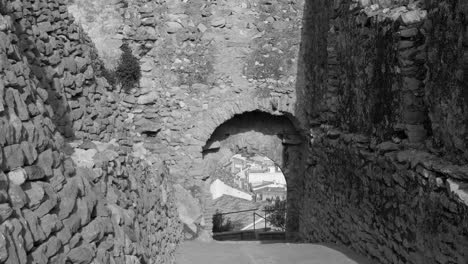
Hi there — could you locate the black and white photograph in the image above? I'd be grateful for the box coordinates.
[0,0,467,263]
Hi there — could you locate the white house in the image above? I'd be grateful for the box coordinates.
[248,171,286,185]
[210,179,252,201]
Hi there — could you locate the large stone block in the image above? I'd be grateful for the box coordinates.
[9,218,27,264]
[174,184,202,234]
[8,183,27,209]
[0,203,12,224]
[34,183,58,217]
[4,231,20,264]
[24,182,45,209]
[7,168,26,185]
[44,236,62,258]
[23,210,46,243]
[0,229,7,262]
[62,214,82,235]
[37,149,54,177]
[66,244,95,264]
[21,141,38,165]
[57,181,78,220]
[0,171,8,203]
[3,144,25,170]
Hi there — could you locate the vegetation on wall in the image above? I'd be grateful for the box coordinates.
[212,210,236,233]
[115,43,142,92]
[265,198,287,230]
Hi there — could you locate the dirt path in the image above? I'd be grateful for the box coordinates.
[175,241,374,264]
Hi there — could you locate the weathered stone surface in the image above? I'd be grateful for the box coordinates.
[0,171,8,203]
[58,181,78,220]
[41,214,61,237]
[136,91,158,105]
[24,182,45,209]
[37,149,54,177]
[21,141,38,165]
[23,210,46,242]
[34,183,58,217]
[92,149,118,164]
[174,184,202,233]
[4,231,19,264]
[79,140,97,150]
[44,236,62,258]
[0,203,12,224]
[7,168,27,185]
[211,17,226,27]
[3,144,24,170]
[447,179,468,205]
[66,244,95,264]
[71,148,97,169]
[8,184,27,209]
[401,10,427,24]
[166,21,183,33]
[0,230,7,262]
[81,219,104,242]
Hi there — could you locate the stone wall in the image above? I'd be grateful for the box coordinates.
[67,0,307,238]
[1,0,126,141]
[68,141,182,264]
[424,0,468,162]
[3,0,468,263]
[302,127,468,263]
[299,0,468,263]
[306,0,468,153]
[0,1,182,263]
[202,111,304,234]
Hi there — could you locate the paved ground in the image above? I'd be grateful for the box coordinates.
[175,241,374,264]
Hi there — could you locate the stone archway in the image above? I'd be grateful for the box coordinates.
[169,95,304,239]
[198,111,305,238]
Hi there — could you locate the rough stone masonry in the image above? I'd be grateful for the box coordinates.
[0,0,468,264]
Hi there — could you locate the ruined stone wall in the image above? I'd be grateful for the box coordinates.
[0,1,182,263]
[68,142,182,264]
[299,0,468,263]
[424,0,468,162]
[67,0,307,238]
[202,111,303,234]
[308,0,468,153]
[302,127,468,263]
[0,0,127,141]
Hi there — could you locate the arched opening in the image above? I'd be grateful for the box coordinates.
[210,154,288,237]
[199,111,305,239]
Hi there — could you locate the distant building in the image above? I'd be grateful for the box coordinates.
[254,186,287,201]
[228,154,287,198]
[248,170,286,185]
[210,179,252,201]
[231,154,247,174]
[252,181,285,191]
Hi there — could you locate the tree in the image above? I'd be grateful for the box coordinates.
[115,43,141,92]
[265,197,286,230]
[212,210,235,233]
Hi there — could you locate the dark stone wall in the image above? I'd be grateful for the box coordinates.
[424,0,468,163]
[298,1,468,263]
[301,127,468,263]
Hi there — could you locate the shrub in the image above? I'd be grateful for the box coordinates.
[212,210,235,233]
[115,43,141,92]
[265,197,286,230]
